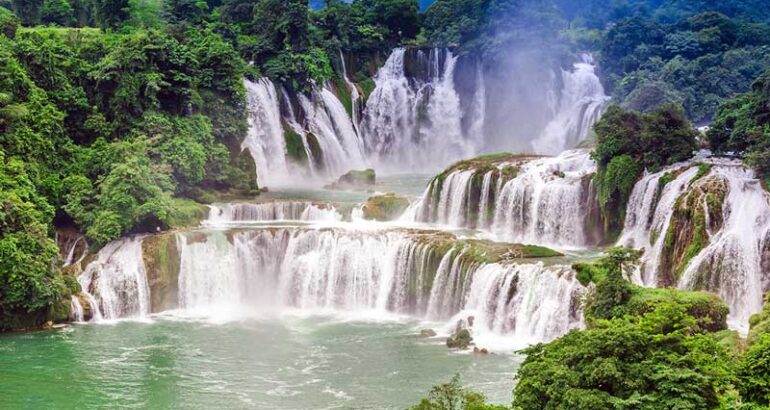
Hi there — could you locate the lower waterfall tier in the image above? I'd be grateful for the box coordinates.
[76,227,584,345]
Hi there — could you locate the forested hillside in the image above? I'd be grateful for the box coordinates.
[2,2,770,407]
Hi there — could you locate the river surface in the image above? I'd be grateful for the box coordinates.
[0,314,519,409]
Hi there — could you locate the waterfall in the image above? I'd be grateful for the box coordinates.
[491,150,596,247]
[205,202,342,224]
[71,226,582,343]
[173,227,586,337]
[360,48,415,164]
[461,263,584,344]
[678,165,770,333]
[477,171,495,229]
[77,236,150,320]
[617,164,700,285]
[408,150,597,248]
[339,50,361,136]
[360,48,469,171]
[242,78,290,187]
[616,159,770,333]
[56,232,87,267]
[435,170,475,227]
[418,51,472,166]
[466,60,486,150]
[70,296,84,322]
[531,54,610,154]
[297,88,367,177]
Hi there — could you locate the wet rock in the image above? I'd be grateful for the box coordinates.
[446,320,474,349]
[419,329,437,337]
[362,193,410,221]
[325,169,376,190]
[473,347,489,355]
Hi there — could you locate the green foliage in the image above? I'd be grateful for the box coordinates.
[592,104,697,234]
[737,334,770,406]
[513,302,736,410]
[576,247,728,332]
[40,0,74,26]
[596,11,770,123]
[0,150,69,330]
[0,6,19,37]
[577,247,639,322]
[708,68,770,178]
[408,374,508,410]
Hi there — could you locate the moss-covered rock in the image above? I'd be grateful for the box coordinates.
[283,123,308,165]
[359,78,376,102]
[362,193,410,221]
[232,147,260,194]
[305,132,324,171]
[437,152,534,180]
[326,169,376,190]
[446,319,474,349]
[659,175,726,286]
[142,232,181,313]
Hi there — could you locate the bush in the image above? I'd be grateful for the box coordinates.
[513,302,735,410]
[408,374,508,410]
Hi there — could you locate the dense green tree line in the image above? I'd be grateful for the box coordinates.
[708,68,770,182]
[0,11,254,328]
[597,12,770,123]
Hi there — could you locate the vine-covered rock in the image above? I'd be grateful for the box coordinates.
[361,193,409,221]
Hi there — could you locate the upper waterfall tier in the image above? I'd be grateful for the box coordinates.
[617,158,770,333]
[531,54,610,154]
[76,227,584,345]
[405,150,600,248]
[240,48,609,186]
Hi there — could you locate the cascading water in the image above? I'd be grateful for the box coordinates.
[677,165,770,333]
[461,263,584,344]
[77,237,150,320]
[531,54,610,154]
[465,60,487,150]
[70,296,84,322]
[56,231,87,267]
[297,88,367,177]
[339,50,361,136]
[408,150,597,248]
[78,226,585,344]
[242,78,290,187]
[491,150,596,247]
[360,48,470,171]
[239,48,607,180]
[205,202,342,224]
[617,159,770,333]
[618,165,700,285]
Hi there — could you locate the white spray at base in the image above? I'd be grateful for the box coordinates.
[76,228,586,348]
